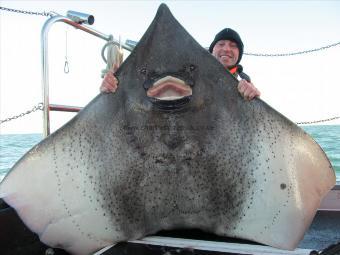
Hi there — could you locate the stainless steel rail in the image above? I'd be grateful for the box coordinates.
[41,13,134,137]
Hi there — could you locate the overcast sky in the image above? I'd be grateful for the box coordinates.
[1,0,340,134]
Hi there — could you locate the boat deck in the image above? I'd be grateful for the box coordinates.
[299,210,340,250]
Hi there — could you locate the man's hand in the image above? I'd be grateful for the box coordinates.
[237,79,261,101]
[100,64,119,93]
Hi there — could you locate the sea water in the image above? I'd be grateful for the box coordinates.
[0,125,339,182]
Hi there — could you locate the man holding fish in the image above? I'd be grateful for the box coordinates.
[100,28,261,101]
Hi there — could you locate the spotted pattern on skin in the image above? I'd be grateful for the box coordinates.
[48,107,131,244]
[56,93,275,241]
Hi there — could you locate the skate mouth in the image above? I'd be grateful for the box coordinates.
[147,76,192,100]
[146,76,192,110]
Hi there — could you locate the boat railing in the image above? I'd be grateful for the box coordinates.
[41,11,135,137]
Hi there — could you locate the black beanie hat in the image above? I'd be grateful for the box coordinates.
[209,28,244,65]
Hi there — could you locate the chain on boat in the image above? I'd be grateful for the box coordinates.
[0,6,56,17]
[0,103,44,124]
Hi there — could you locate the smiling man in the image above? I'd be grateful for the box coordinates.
[209,28,260,100]
[101,27,260,101]
[210,28,243,69]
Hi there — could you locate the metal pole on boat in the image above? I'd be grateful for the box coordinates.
[41,11,134,137]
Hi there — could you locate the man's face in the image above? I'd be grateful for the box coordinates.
[212,40,239,69]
